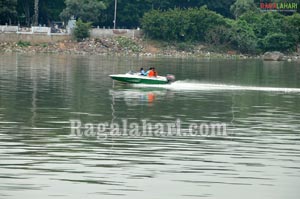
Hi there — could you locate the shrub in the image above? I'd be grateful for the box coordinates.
[284,13,300,50]
[241,11,298,52]
[205,19,258,54]
[227,20,258,54]
[73,19,91,41]
[17,40,31,47]
[141,6,227,42]
[204,25,232,46]
[261,33,294,52]
[142,7,299,54]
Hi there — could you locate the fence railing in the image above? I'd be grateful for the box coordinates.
[0,25,70,35]
[0,25,142,38]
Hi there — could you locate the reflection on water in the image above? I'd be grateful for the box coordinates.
[0,54,300,199]
[110,88,172,106]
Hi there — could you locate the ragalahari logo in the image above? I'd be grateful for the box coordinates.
[260,1,298,12]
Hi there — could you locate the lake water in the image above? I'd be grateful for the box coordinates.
[0,54,300,199]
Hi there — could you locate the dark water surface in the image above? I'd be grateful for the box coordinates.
[0,54,300,199]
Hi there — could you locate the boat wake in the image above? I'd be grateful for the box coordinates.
[133,80,300,93]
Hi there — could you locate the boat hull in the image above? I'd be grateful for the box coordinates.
[110,74,169,84]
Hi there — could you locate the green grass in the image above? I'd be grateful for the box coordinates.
[17,40,31,47]
[116,37,142,53]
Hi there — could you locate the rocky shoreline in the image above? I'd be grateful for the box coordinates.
[0,37,299,61]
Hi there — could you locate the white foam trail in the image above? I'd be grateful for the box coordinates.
[133,80,300,93]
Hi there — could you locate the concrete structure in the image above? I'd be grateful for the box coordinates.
[0,33,71,43]
[0,25,70,43]
[0,26,18,32]
[90,28,142,39]
[31,26,51,34]
[0,25,142,43]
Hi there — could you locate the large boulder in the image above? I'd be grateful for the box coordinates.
[263,51,284,61]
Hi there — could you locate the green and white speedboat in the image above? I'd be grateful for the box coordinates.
[110,72,175,84]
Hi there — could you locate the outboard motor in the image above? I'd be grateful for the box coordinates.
[166,74,176,83]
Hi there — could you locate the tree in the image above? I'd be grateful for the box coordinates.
[39,0,66,26]
[33,0,39,25]
[230,0,258,19]
[17,0,33,26]
[16,0,65,26]
[99,0,236,28]
[0,0,17,25]
[60,0,106,24]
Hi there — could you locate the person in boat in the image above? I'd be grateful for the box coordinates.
[140,67,146,76]
[146,67,152,76]
[153,67,158,77]
[148,67,155,77]
[147,67,158,78]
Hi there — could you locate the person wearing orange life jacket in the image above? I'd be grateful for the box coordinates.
[147,67,155,77]
[153,67,158,77]
[148,67,158,78]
